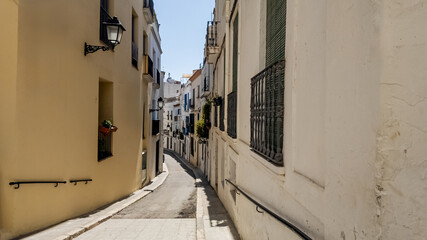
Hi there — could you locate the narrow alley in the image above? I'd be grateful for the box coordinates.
[75,153,239,240]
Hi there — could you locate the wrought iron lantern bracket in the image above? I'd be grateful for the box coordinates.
[84,42,110,56]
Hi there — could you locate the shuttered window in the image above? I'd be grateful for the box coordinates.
[250,0,286,165]
[228,13,238,139]
[232,13,239,92]
[266,0,286,66]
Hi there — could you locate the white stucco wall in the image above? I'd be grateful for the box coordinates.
[208,1,427,240]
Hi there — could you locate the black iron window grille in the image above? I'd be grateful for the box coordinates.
[203,77,209,92]
[152,120,160,135]
[227,91,237,138]
[132,42,138,68]
[206,21,219,47]
[250,60,285,165]
[189,114,195,134]
[98,133,112,161]
[219,98,225,131]
[214,106,218,127]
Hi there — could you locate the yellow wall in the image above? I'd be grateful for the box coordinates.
[0,0,150,238]
[0,1,19,239]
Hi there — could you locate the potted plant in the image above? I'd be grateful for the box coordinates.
[99,120,113,136]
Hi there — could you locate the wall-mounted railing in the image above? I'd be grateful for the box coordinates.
[9,181,67,189]
[69,179,93,185]
[225,179,312,240]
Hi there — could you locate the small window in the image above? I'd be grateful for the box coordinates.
[131,13,138,68]
[98,80,114,161]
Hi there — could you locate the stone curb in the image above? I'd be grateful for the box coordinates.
[23,163,169,240]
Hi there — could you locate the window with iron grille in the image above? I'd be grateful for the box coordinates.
[214,106,218,127]
[189,114,195,134]
[219,100,225,131]
[191,137,194,156]
[250,0,286,166]
[227,13,238,139]
[131,14,138,68]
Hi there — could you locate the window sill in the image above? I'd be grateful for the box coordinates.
[98,154,113,162]
[235,140,285,176]
[249,150,285,175]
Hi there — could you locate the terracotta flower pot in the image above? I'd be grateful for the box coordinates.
[99,126,111,136]
[110,125,118,132]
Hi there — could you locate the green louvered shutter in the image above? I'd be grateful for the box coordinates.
[232,13,239,92]
[266,0,286,66]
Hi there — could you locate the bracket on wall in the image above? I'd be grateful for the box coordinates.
[9,181,67,189]
[84,42,110,56]
[69,179,93,185]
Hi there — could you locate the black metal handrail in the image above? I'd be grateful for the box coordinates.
[225,179,312,240]
[9,181,67,189]
[69,179,93,185]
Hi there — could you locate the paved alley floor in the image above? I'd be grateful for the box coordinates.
[75,153,240,240]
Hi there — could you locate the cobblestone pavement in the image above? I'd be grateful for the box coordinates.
[75,153,239,240]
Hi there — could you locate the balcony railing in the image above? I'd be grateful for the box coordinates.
[132,42,138,68]
[143,55,153,78]
[206,21,219,47]
[227,91,237,139]
[203,78,209,92]
[143,0,154,23]
[100,7,112,47]
[219,98,225,131]
[250,60,285,166]
[156,69,161,85]
[152,120,160,135]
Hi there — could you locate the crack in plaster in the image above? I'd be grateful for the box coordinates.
[391,96,427,107]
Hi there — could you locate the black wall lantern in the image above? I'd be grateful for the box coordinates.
[149,97,164,113]
[84,16,126,55]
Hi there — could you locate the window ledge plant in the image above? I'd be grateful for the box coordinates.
[99,119,118,136]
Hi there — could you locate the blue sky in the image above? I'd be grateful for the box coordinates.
[156,0,215,81]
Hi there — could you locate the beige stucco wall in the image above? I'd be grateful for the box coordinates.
[0,0,156,238]
[209,0,427,240]
[376,1,427,239]
[0,1,19,239]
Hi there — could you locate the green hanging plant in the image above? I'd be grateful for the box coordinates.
[196,102,212,140]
